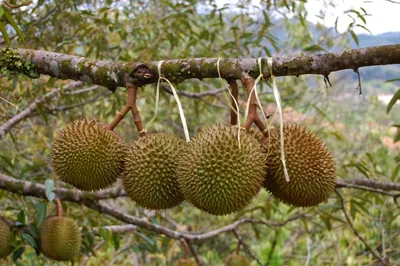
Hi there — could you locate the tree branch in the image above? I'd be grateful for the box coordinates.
[0,172,308,242]
[0,81,84,139]
[336,179,400,191]
[0,173,127,201]
[232,229,264,266]
[16,44,400,88]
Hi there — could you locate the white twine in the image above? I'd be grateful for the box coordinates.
[157,60,190,142]
[145,65,161,130]
[267,57,290,182]
[217,58,242,149]
[244,58,269,125]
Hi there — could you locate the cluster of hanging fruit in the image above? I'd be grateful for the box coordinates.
[51,118,336,215]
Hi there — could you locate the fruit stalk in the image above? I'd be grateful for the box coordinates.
[107,105,131,130]
[55,198,63,218]
[126,81,145,137]
[240,76,267,136]
[227,78,239,126]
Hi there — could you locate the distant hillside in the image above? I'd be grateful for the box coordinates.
[345,32,400,93]
[354,32,400,48]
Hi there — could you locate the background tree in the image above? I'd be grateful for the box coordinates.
[0,0,399,265]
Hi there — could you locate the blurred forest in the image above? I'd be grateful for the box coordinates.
[0,0,399,265]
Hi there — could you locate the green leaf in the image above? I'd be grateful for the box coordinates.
[0,21,10,46]
[386,89,400,114]
[320,215,332,231]
[349,30,359,45]
[22,232,38,250]
[0,6,3,18]
[2,8,24,41]
[35,202,47,226]
[12,247,25,262]
[112,232,120,251]
[394,127,400,143]
[29,223,39,238]
[17,210,25,224]
[384,78,400,83]
[44,179,55,201]
[303,44,326,52]
[391,164,400,181]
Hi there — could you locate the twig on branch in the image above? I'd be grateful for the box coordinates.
[91,224,137,235]
[0,173,127,201]
[182,239,205,266]
[232,229,264,266]
[335,190,387,265]
[162,83,225,98]
[54,90,111,111]
[336,182,400,201]
[16,45,400,88]
[0,81,84,139]
[336,179,400,191]
[64,85,100,95]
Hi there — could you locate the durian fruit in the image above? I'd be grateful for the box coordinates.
[39,216,81,262]
[172,258,197,266]
[263,124,336,207]
[224,254,251,266]
[177,123,266,215]
[0,219,13,259]
[123,133,185,210]
[52,119,125,191]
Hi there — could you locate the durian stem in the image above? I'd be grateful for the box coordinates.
[227,79,239,126]
[55,198,63,218]
[235,242,241,255]
[126,82,145,137]
[240,76,268,136]
[182,239,189,260]
[107,105,131,130]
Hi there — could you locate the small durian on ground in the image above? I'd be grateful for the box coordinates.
[39,216,81,262]
[177,123,266,215]
[123,133,185,210]
[172,258,197,266]
[263,124,336,207]
[224,254,251,266]
[0,219,13,259]
[51,118,125,191]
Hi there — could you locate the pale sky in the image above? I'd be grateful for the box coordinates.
[216,0,400,35]
[305,0,400,35]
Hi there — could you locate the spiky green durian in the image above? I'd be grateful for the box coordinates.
[0,219,13,259]
[52,119,125,191]
[224,254,251,266]
[177,123,266,215]
[172,258,197,266]
[39,216,81,262]
[263,124,336,207]
[123,133,185,210]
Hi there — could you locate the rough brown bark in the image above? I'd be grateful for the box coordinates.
[17,44,400,88]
